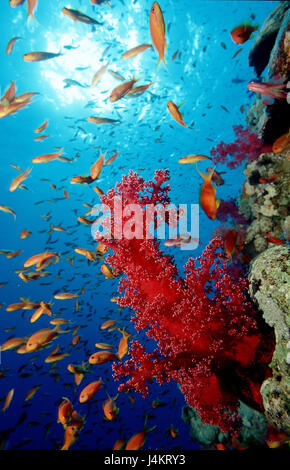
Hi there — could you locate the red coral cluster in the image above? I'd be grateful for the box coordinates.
[217,198,247,224]
[210,125,264,169]
[97,170,274,435]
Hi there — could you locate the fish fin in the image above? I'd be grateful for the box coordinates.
[196,164,215,183]
[216,199,220,209]
[157,54,167,69]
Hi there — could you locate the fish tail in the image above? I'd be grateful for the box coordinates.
[157,54,167,69]
[196,164,215,182]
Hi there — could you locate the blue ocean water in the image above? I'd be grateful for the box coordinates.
[0,0,279,451]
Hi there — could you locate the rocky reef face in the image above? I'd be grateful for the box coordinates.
[247,1,290,144]
[182,402,268,449]
[244,2,290,438]
[248,2,290,77]
[239,151,290,256]
[249,246,290,435]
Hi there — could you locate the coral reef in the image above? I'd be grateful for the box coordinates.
[248,2,290,77]
[97,170,274,435]
[238,151,290,257]
[248,245,290,435]
[209,125,264,169]
[247,2,290,144]
[182,401,268,448]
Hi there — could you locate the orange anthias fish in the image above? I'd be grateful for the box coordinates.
[79,379,102,403]
[27,0,38,21]
[95,342,114,349]
[9,167,31,192]
[105,151,119,166]
[259,173,282,184]
[23,51,62,62]
[67,363,88,386]
[265,235,285,245]
[272,130,290,154]
[121,44,152,60]
[206,167,226,186]
[6,37,21,55]
[168,425,178,439]
[20,230,32,239]
[167,101,197,129]
[117,329,130,359]
[178,154,212,164]
[247,81,287,100]
[100,320,116,330]
[224,229,239,260]
[103,394,119,421]
[45,345,69,364]
[126,82,153,97]
[112,439,125,450]
[32,149,63,163]
[0,205,16,220]
[266,424,290,449]
[0,82,37,118]
[2,389,14,412]
[34,119,48,133]
[91,63,108,87]
[26,327,58,352]
[61,7,103,25]
[0,337,26,351]
[9,0,25,6]
[24,251,58,268]
[101,264,117,279]
[125,416,156,450]
[54,292,78,300]
[58,397,73,427]
[1,81,16,105]
[60,425,79,450]
[196,166,220,220]
[72,335,80,346]
[109,78,139,102]
[24,385,40,402]
[230,23,258,44]
[90,152,106,180]
[149,2,167,67]
[30,301,52,323]
[88,350,118,365]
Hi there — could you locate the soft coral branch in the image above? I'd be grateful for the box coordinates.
[210,125,264,169]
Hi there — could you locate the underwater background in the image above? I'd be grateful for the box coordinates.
[0,0,285,451]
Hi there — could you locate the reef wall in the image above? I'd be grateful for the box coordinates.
[182,1,290,447]
[249,245,290,435]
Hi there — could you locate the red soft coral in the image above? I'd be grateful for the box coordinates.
[97,170,274,435]
[210,125,264,169]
